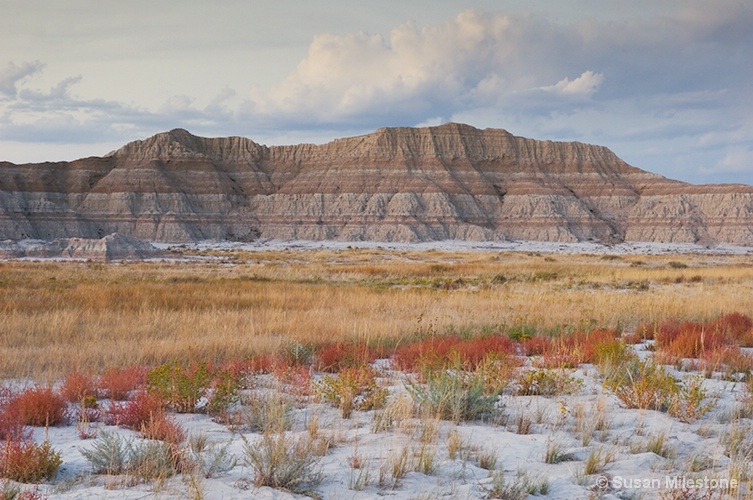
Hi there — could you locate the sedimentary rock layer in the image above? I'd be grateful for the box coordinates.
[1,123,752,245]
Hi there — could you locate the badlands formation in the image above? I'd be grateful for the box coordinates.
[1,122,752,247]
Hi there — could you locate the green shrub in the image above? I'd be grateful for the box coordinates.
[243,433,321,493]
[604,359,679,412]
[314,366,387,418]
[515,368,583,397]
[146,362,210,413]
[406,370,497,423]
[80,430,181,482]
[239,390,293,434]
[79,429,132,475]
[604,359,712,422]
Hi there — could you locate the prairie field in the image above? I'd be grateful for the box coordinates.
[1,248,752,380]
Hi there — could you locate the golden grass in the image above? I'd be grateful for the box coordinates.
[1,249,752,381]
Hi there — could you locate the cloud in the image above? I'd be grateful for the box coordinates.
[546,71,604,96]
[0,61,43,98]
[703,147,753,175]
[248,9,586,125]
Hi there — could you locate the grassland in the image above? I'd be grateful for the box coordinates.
[1,249,752,380]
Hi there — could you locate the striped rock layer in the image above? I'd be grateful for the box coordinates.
[1,123,752,245]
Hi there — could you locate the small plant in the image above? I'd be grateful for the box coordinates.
[205,369,241,418]
[106,390,166,429]
[515,368,583,397]
[243,433,321,493]
[604,359,680,412]
[314,366,387,418]
[478,447,498,471]
[0,439,62,483]
[189,441,237,479]
[11,387,68,427]
[238,390,293,434]
[139,413,186,445]
[79,429,133,475]
[646,432,674,458]
[98,366,146,400]
[60,372,97,402]
[406,369,497,423]
[128,440,181,482]
[146,361,211,413]
[413,444,437,475]
[583,446,616,475]
[484,470,527,500]
[387,446,411,487]
[544,437,571,464]
[80,430,182,483]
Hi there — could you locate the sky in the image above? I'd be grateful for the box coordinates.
[1,0,752,185]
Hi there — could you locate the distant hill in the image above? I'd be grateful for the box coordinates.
[1,123,752,245]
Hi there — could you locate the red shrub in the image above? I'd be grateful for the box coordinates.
[271,364,313,397]
[98,366,147,400]
[314,342,373,372]
[11,388,68,427]
[393,334,520,372]
[521,336,551,356]
[633,322,656,341]
[0,439,62,483]
[714,312,753,343]
[60,372,97,403]
[139,414,185,445]
[106,391,166,429]
[0,405,30,442]
[534,329,621,368]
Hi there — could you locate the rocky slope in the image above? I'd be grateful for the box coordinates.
[1,123,752,245]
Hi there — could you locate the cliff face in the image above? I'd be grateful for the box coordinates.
[1,123,752,245]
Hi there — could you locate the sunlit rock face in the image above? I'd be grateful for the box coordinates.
[1,123,752,245]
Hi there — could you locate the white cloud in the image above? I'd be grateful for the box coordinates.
[548,71,604,96]
[704,147,753,174]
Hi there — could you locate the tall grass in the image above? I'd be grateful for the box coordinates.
[1,251,752,380]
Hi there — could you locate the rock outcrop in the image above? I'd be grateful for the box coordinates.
[1,123,752,245]
[0,233,164,261]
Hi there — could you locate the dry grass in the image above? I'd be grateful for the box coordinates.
[1,250,752,380]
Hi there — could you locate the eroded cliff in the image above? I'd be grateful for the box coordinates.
[1,123,751,245]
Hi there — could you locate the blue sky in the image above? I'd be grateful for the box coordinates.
[1,0,752,185]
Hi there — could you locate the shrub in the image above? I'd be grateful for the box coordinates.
[11,387,68,427]
[406,369,497,423]
[534,329,622,368]
[0,404,30,442]
[205,369,242,418]
[146,362,210,413]
[314,366,387,418]
[188,441,237,479]
[238,390,293,434]
[243,433,321,493]
[60,372,97,403]
[79,429,133,475]
[604,359,679,412]
[393,334,518,372]
[0,439,62,483]
[80,430,181,482]
[314,342,373,373]
[139,414,186,445]
[98,366,146,400]
[603,359,712,421]
[128,441,180,482]
[106,391,166,429]
[515,369,583,397]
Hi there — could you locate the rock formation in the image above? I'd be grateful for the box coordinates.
[0,233,164,261]
[1,122,752,245]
